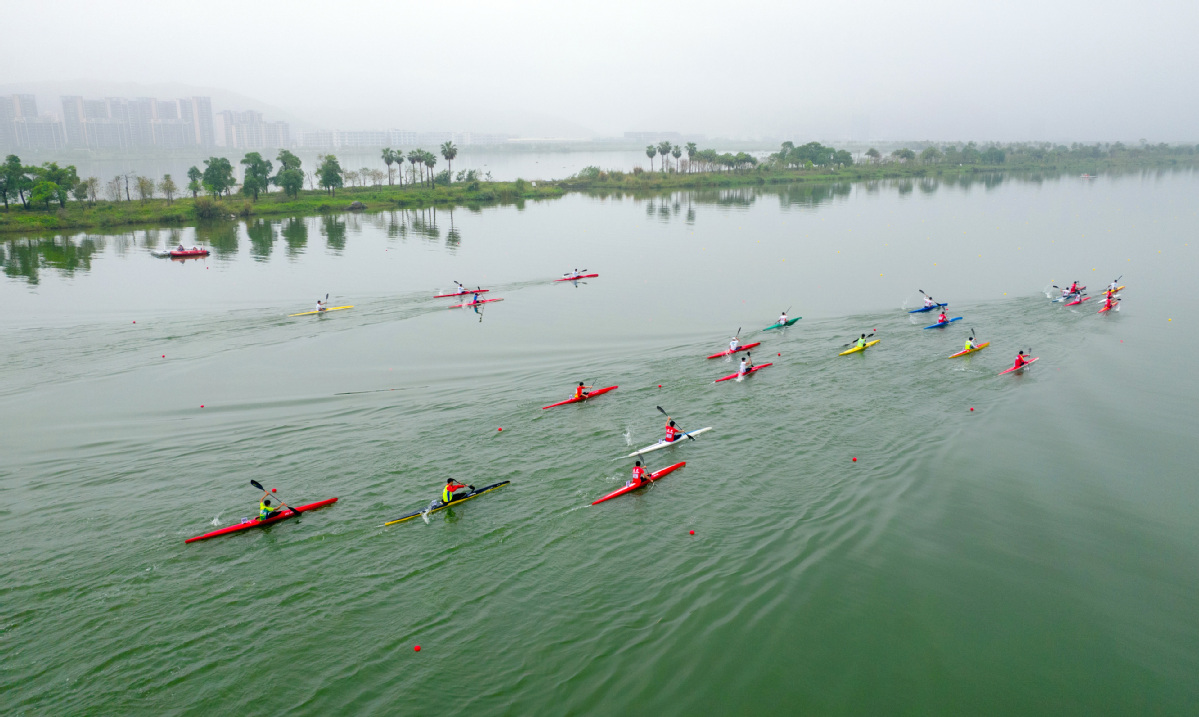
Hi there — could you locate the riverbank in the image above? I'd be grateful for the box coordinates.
[2,154,1194,236]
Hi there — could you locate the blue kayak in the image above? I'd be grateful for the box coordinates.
[923,316,963,329]
[909,303,947,313]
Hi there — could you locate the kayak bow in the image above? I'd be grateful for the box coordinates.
[383,482,510,526]
[542,385,618,409]
[185,498,338,543]
[762,317,802,331]
[591,462,685,505]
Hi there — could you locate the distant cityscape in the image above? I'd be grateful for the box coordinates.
[0,93,526,153]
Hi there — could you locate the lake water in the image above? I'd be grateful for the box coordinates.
[3,170,1197,715]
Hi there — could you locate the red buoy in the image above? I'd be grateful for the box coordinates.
[852,457,857,461]
[414,645,421,652]
[689,530,695,535]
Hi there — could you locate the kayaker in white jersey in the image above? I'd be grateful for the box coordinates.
[315,299,326,312]
[738,353,754,376]
[729,336,740,353]
[777,311,788,325]
[923,295,936,308]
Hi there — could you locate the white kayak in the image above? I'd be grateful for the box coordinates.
[623,427,713,458]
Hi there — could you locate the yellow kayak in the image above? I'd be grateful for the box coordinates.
[289,305,354,317]
[839,339,880,356]
[949,341,990,358]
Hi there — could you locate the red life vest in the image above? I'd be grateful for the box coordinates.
[665,424,680,441]
[575,386,585,399]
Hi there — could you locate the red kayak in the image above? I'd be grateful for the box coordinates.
[184,498,338,543]
[715,362,773,382]
[707,342,761,359]
[998,358,1038,376]
[171,249,210,258]
[1097,301,1118,314]
[591,462,685,505]
[435,288,489,298]
[555,274,599,282]
[1065,296,1091,306]
[449,298,504,308]
[542,385,617,409]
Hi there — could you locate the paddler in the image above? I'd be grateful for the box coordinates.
[176,243,186,252]
[1012,350,1030,370]
[1103,294,1117,311]
[855,333,868,349]
[738,353,754,376]
[258,497,282,521]
[937,310,949,325]
[664,419,682,443]
[778,310,789,324]
[729,335,741,353]
[443,479,474,505]
[315,299,326,312]
[923,295,936,309]
[574,382,592,400]
[627,460,647,487]
[471,292,480,306]
[963,336,978,352]
[1107,279,1119,293]
[1069,280,1083,295]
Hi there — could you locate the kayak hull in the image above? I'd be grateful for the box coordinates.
[449,298,504,308]
[908,303,947,313]
[948,341,990,358]
[707,341,762,359]
[435,288,489,298]
[1098,302,1118,314]
[384,481,510,526]
[762,317,802,331]
[839,339,880,356]
[289,306,354,316]
[625,427,714,457]
[542,385,618,409]
[999,357,1039,375]
[555,274,599,281]
[715,362,773,382]
[170,249,210,258]
[923,317,963,329]
[185,498,338,543]
[1065,296,1091,306]
[591,462,685,505]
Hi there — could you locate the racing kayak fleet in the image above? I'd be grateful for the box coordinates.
[188,279,1124,542]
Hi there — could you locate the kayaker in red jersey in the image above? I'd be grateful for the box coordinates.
[443,479,474,504]
[1012,351,1029,369]
[664,419,683,443]
[1103,294,1117,311]
[1069,281,1082,294]
[574,382,592,399]
[627,461,647,487]
[937,310,949,324]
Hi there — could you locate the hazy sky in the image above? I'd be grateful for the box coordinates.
[3,0,1197,141]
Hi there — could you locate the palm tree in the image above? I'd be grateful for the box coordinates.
[425,152,438,185]
[381,148,396,185]
[685,142,697,173]
[440,141,458,183]
[671,145,682,172]
[407,151,421,186]
[645,145,656,171]
[657,141,672,172]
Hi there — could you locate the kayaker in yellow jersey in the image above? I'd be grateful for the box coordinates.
[963,336,977,352]
[443,479,474,504]
[574,382,592,399]
[855,334,868,349]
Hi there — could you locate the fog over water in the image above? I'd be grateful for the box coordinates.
[3,0,1197,141]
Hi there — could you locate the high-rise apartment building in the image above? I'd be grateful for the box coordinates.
[218,109,291,149]
[180,96,214,148]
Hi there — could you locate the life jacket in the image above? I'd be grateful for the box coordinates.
[1014,355,1026,368]
[443,483,466,503]
[665,424,680,441]
[964,340,974,351]
[856,338,866,348]
[575,386,585,399]
[259,501,275,519]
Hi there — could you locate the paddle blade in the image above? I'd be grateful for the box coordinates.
[250,479,265,491]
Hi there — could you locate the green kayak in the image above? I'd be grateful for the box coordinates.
[763,316,801,331]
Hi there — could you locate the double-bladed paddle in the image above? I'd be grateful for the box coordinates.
[250,479,297,516]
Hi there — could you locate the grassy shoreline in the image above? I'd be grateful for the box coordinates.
[1,157,1194,237]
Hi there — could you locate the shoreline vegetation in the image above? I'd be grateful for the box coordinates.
[2,140,1196,236]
